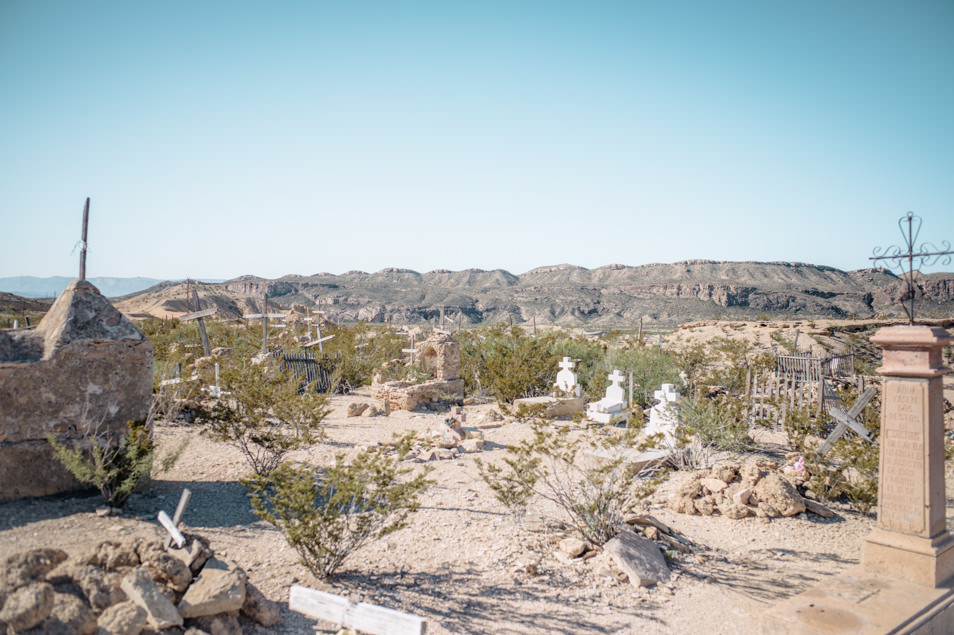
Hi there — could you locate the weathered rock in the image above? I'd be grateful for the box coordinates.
[142,550,192,592]
[668,494,697,515]
[120,566,182,630]
[360,404,382,417]
[603,528,670,587]
[694,495,716,516]
[676,473,705,498]
[193,610,242,635]
[177,557,246,619]
[346,402,369,417]
[720,501,752,520]
[82,541,139,570]
[32,591,97,635]
[754,473,806,517]
[0,582,55,631]
[712,462,740,484]
[96,601,148,635]
[169,538,213,576]
[732,487,753,506]
[1,548,68,592]
[739,464,763,487]
[804,498,834,518]
[210,347,232,358]
[0,279,153,501]
[74,564,126,610]
[434,448,456,461]
[436,427,465,449]
[241,582,281,627]
[701,478,727,493]
[558,537,587,558]
[460,438,485,453]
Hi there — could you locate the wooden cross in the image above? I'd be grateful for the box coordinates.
[870,212,953,324]
[289,585,426,635]
[160,488,192,548]
[817,387,877,455]
[180,283,212,356]
[243,294,286,354]
[79,197,90,280]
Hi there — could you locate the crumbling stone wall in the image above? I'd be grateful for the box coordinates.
[372,332,464,411]
[0,279,153,500]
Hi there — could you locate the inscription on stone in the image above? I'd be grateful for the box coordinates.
[880,380,926,534]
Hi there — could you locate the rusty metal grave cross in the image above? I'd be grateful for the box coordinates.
[817,386,877,456]
[870,212,953,324]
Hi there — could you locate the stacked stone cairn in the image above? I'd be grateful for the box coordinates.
[668,457,833,520]
[0,532,280,634]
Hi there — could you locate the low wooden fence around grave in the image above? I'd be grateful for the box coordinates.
[745,352,870,431]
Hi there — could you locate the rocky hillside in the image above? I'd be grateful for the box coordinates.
[110,261,954,327]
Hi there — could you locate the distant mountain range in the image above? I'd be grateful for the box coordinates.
[103,261,954,327]
[0,276,220,298]
[5,263,952,326]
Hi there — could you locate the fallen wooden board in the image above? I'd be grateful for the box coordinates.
[302,334,336,348]
[289,585,426,635]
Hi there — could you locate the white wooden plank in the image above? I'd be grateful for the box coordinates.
[289,585,426,635]
[180,307,217,321]
[157,510,185,547]
[303,334,335,348]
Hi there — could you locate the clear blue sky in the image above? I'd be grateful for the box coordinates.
[2,1,952,280]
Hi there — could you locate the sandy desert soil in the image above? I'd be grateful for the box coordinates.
[7,386,951,635]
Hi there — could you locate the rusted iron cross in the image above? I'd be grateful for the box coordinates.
[870,212,952,324]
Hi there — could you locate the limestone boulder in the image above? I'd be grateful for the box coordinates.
[603,528,670,587]
[120,566,182,630]
[241,582,282,627]
[1,548,68,592]
[176,557,246,619]
[754,473,806,517]
[34,591,97,635]
[0,582,55,632]
[96,601,148,635]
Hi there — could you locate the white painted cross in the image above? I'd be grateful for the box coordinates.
[605,369,626,404]
[289,585,426,635]
[161,488,192,548]
[554,356,580,396]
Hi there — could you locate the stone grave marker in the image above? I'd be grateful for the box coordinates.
[644,383,680,444]
[554,356,581,397]
[586,369,628,424]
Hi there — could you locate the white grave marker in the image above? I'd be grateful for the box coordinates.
[554,356,581,397]
[586,369,628,423]
[645,383,680,443]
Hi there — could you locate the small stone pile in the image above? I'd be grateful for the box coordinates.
[0,533,280,634]
[668,459,833,521]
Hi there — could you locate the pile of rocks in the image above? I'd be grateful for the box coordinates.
[0,533,280,634]
[345,401,388,418]
[668,459,832,520]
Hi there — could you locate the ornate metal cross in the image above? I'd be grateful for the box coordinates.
[870,212,952,324]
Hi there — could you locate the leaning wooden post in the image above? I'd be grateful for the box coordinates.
[864,325,954,586]
[79,197,90,280]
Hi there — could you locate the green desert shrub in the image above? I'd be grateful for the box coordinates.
[47,417,187,507]
[200,357,330,475]
[459,326,558,403]
[476,420,663,546]
[244,436,431,579]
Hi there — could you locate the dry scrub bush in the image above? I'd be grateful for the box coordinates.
[477,420,663,547]
[47,406,188,507]
[201,358,330,475]
[245,435,431,579]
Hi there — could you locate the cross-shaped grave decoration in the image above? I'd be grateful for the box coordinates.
[180,282,214,357]
[243,293,287,354]
[870,212,953,325]
[817,386,878,456]
[289,585,426,635]
[401,333,416,365]
[159,488,192,548]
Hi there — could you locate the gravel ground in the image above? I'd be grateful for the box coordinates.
[2,391,952,635]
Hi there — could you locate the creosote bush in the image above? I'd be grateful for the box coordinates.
[47,416,187,507]
[476,420,664,546]
[244,434,431,579]
[201,358,330,475]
